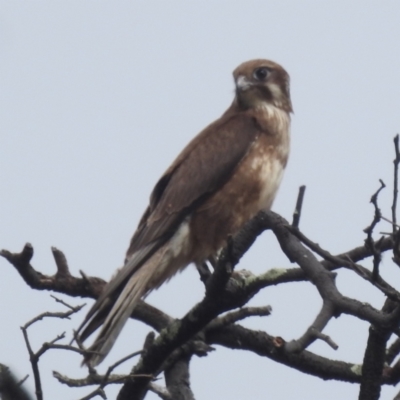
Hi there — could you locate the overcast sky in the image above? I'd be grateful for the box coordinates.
[1,2,400,399]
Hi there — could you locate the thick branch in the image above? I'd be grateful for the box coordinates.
[0,244,104,298]
[359,326,391,400]
[164,354,195,400]
[206,324,362,383]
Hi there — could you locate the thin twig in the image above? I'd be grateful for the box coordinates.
[50,294,82,311]
[292,185,306,228]
[104,350,143,381]
[24,305,84,329]
[208,306,272,329]
[53,370,127,387]
[17,374,29,387]
[20,302,86,400]
[287,226,400,302]
[21,327,42,400]
[392,135,400,270]
[77,387,107,400]
[363,180,386,280]
[310,328,338,350]
[392,134,400,234]
[381,215,400,229]
[55,350,144,399]
[37,341,88,357]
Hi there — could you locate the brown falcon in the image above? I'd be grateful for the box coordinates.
[77,59,292,366]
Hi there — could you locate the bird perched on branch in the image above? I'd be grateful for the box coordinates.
[77,59,292,366]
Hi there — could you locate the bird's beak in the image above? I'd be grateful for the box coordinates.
[236,75,252,92]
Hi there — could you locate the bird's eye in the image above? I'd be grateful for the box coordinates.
[253,67,270,81]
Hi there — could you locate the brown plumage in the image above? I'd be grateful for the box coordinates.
[77,59,292,366]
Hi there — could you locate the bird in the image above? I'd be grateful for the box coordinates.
[77,59,292,366]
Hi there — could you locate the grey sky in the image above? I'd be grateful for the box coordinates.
[1,2,400,399]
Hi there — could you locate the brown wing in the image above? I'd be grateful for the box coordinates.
[77,112,260,338]
[129,113,262,251]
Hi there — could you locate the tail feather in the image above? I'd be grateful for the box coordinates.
[79,297,113,343]
[82,250,164,366]
[78,219,191,366]
[79,244,155,333]
[76,244,157,353]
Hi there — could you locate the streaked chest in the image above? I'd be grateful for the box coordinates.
[237,132,289,213]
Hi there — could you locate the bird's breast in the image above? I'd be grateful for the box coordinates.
[249,140,286,211]
[188,132,289,262]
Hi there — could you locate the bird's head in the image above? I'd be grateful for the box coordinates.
[233,59,292,113]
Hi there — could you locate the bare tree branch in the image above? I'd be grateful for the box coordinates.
[164,354,195,400]
[292,185,306,228]
[392,134,400,234]
[206,324,364,383]
[363,179,386,280]
[359,325,391,400]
